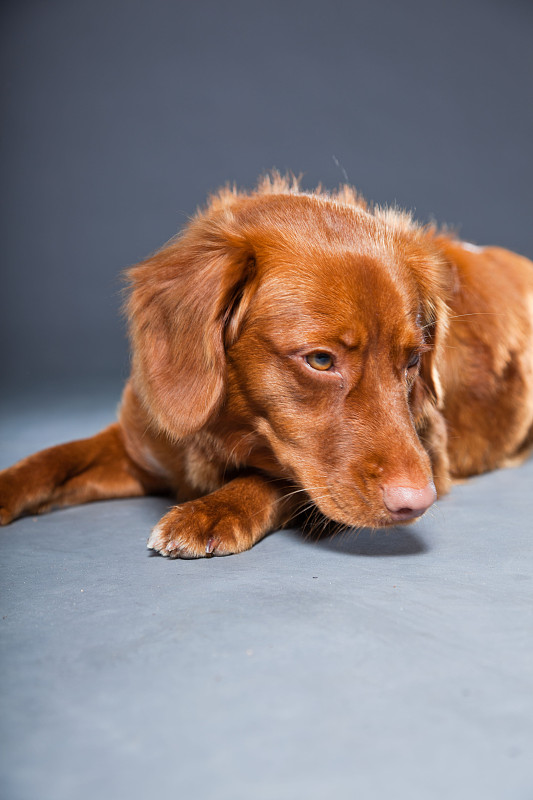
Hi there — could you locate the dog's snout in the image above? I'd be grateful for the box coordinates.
[382,481,437,522]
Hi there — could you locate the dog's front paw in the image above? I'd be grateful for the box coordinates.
[147,499,253,559]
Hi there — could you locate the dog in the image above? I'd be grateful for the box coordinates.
[1,174,533,557]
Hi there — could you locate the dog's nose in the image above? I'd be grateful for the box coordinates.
[382,481,437,522]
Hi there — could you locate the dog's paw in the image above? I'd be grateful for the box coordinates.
[147,499,253,559]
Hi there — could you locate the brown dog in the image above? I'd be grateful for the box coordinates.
[1,175,533,557]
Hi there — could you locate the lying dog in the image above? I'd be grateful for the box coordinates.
[1,174,533,557]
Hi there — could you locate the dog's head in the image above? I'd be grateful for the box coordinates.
[127,179,450,527]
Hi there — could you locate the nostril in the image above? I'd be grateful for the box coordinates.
[382,481,437,520]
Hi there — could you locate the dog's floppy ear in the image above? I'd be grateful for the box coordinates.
[406,238,452,413]
[126,212,255,438]
[418,295,448,409]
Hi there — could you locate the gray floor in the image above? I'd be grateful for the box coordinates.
[1,389,532,800]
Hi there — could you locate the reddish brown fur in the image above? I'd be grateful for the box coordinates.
[2,175,533,557]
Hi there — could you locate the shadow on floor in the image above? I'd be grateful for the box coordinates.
[287,523,428,557]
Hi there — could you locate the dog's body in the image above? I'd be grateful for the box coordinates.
[2,176,533,556]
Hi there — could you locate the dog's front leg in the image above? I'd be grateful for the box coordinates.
[147,474,295,558]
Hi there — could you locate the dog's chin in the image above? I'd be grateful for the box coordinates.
[311,491,428,530]
[380,514,421,528]
[310,492,392,530]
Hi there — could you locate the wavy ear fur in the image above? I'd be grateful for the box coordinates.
[419,295,449,409]
[405,236,452,414]
[126,211,255,438]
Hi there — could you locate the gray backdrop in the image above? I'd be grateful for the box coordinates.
[2,0,532,393]
[2,6,533,798]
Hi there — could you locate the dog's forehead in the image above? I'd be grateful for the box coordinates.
[253,246,419,337]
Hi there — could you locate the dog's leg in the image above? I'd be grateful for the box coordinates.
[0,423,166,524]
[148,474,295,558]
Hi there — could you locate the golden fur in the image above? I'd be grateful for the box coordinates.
[1,175,533,557]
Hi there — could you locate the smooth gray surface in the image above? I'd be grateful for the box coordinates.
[3,3,532,796]
[1,393,532,800]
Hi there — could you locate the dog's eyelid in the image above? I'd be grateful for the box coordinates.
[405,340,432,369]
[290,348,342,377]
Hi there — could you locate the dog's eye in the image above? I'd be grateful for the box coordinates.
[406,352,421,370]
[306,351,334,371]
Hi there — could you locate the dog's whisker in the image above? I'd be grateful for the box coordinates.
[448,311,503,320]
